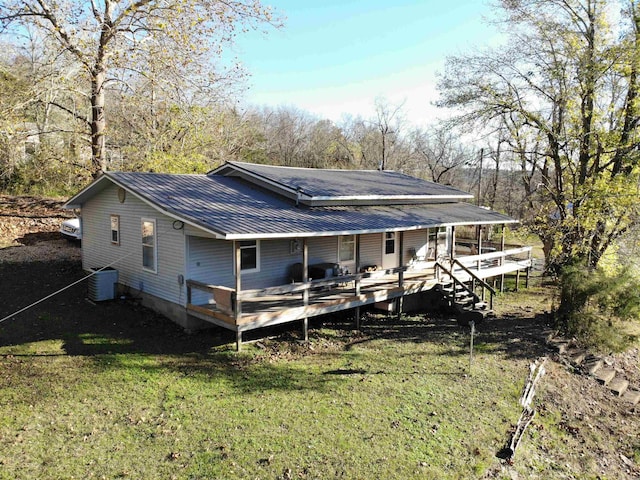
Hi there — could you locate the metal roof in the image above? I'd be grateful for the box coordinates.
[210,161,473,205]
[66,171,516,240]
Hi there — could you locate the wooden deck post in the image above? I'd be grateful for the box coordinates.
[500,225,506,292]
[475,224,483,293]
[433,227,438,258]
[355,234,361,330]
[302,238,309,341]
[476,225,485,301]
[397,231,404,321]
[234,241,242,351]
[516,269,521,291]
[450,226,456,259]
[477,224,483,271]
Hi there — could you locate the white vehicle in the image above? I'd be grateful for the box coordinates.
[60,217,82,241]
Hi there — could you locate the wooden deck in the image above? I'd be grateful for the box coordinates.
[187,268,439,331]
[185,247,533,348]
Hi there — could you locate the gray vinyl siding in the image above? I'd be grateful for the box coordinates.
[243,238,294,290]
[403,229,428,264]
[307,236,338,265]
[186,235,345,295]
[359,233,382,268]
[186,237,234,304]
[187,237,303,292]
[82,183,186,306]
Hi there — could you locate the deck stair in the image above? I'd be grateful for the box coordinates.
[434,258,498,327]
[437,280,493,326]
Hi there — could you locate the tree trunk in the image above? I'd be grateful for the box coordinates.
[91,66,106,177]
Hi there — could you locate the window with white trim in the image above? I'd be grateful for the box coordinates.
[384,232,396,255]
[339,235,356,263]
[110,215,120,245]
[239,240,260,272]
[142,218,157,273]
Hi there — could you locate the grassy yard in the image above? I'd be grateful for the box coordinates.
[0,314,544,479]
[1,276,638,479]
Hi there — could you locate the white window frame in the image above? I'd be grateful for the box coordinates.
[238,240,260,274]
[141,218,157,273]
[110,214,120,245]
[338,235,356,263]
[384,231,396,255]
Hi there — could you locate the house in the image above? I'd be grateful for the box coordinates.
[64,161,532,349]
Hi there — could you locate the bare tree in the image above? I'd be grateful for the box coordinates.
[438,0,640,275]
[1,0,281,176]
[373,97,406,171]
[408,125,472,185]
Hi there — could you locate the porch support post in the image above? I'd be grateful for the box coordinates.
[480,226,486,304]
[302,238,309,341]
[500,224,506,292]
[477,225,483,275]
[433,227,439,258]
[355,234,361,330]
[234,241,242,351]
[397,231,404,321]
[450,226,456,259]
[433,228,441,282]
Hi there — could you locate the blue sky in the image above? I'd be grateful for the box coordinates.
[232,0,501,126]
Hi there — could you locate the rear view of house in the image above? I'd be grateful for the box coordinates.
[64,161,532,349]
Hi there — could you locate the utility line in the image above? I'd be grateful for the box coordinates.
[1,219,185,325]
[0,250,136,324]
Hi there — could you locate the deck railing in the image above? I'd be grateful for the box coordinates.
[435,258,497,309]
[435,246,533,294]
[186,265,435,322]
[186,247,532,324]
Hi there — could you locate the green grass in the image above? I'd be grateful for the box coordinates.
[0,315,538,480]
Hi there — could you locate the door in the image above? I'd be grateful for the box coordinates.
[382,232,399,269]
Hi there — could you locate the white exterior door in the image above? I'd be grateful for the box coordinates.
[382,232,399,269]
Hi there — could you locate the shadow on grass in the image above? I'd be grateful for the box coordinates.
[346,310,550,362]
[0,260,550,399]
[0,260,233,355]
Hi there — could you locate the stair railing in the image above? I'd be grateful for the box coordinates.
[435,258,496,310]
[452,258,496,310]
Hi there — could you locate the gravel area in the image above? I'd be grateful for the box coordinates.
[0,237,81,263]
[0,195,81,264]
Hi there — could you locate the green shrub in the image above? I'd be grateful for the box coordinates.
[557,262,640,352]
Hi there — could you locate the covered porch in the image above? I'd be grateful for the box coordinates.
[186,237,533,350]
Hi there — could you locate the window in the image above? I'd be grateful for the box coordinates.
[384,232,396,255]
[339,235,355,262]
[239,240,260,272]
[110,215,120,245]
[142,218,157,273]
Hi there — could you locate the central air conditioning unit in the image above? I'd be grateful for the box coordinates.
[88,268,119,301]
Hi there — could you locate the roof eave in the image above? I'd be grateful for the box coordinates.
[222,218,519,240]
